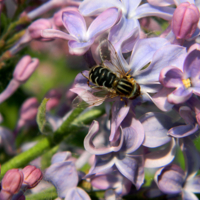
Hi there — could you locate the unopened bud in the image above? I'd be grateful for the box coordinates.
[0,169,24,199]
[28,19,54,41]
[22,165,43,189]
[20,97,39,121]
[13,55,39,83]
[14,98,39,134]
[172,2,200,39]
[45,89,62,111]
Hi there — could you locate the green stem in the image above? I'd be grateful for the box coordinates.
[0,107,105,178]
[26,187,57,200]
[0,137,52,179]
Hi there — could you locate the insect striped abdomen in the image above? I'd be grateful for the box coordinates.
[89,66,116,88]
[116,79,133,96]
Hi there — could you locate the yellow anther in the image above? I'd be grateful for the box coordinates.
[182,78,191,88]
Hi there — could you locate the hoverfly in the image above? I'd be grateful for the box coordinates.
[73,40,140,107]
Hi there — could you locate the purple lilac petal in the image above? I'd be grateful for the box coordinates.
[139,82,162,93]
[91,174,119,190]
[192,87,200,96]
[140,112,172,148]
[123,0,142,18]
[167,124,198,138]
[181,138,200,180]
[185,176,200,193]
[179,106,196,125]
[41,29,76,40]
[182,190,199,200]
[86,156,115,177]
[73,71,90,90]
[62,11,87,41]
[191,72,200,88]
[135,45,186,84]
[159,66,183,88]
[115,155,144,189]
[84,121,124,155]
[110,101,130,142]
[122,118,144,153]
[147,0,175,6]
[45,161,78,198]
[155,164,185,194]
[90,171,132,196]
[68,39,94,55]
[122,127,142,152]
[150,87,174,111]
[51,151,72,164]
[129,38,169,75]
[65,187,91,200]
[167,86,193,104]
[183,49,200,79]
[87,8,119,40]
[120,26,139,54]
[79,0,122,16]
[144,138,176,168]
[108,16,139,53]
[134,3,175,20]
[104,189,116,200]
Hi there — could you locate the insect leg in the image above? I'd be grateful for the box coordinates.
[81,72,90,86]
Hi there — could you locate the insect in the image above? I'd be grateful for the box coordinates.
[74,40,140,107]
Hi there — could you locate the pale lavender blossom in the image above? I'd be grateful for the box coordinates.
[45,151,91,200]
[84,120,145,190]
[41,8,119,55]
[159,48,200,104]
[71,37,186,139]
[79,0,175,52]
[154,138,200,200]
[0,55,39,104]
[139,112,177,168]
[167,106,199,138]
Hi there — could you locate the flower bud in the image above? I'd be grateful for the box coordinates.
[19,97,39,121]
[13,55,39,83]
[22,165,43,189]
[45,89,62,111]
[172,2,200,39]
[14,98,39,134]
[28,19,54,41]
[0,169,24,199]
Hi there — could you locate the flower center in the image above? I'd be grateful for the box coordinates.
[182,78,191,88]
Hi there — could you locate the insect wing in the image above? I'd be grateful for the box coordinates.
[72,89,109,109]
[99,40,126,77]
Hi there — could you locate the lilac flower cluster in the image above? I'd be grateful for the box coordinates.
[1,0,200,199]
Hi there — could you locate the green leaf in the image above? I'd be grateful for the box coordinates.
[36,98,53,135]
[0,13,11,35]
